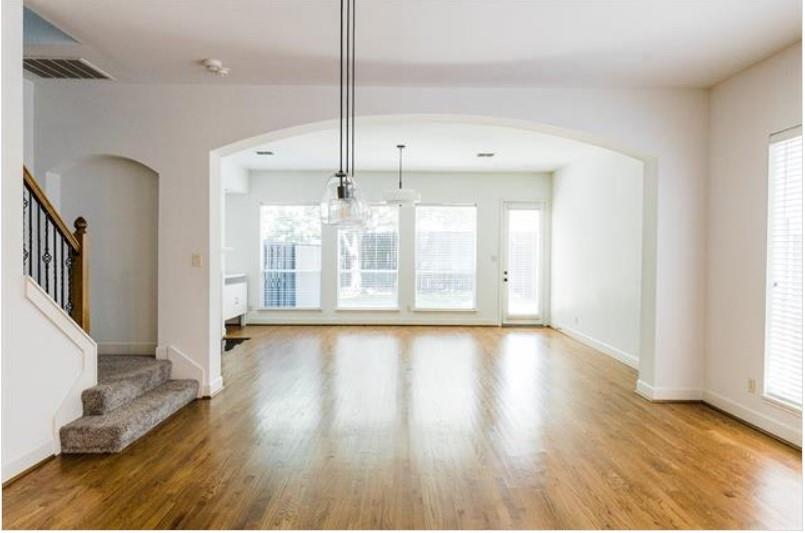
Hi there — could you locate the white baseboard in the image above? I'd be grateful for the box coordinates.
[703,390,802,447]
[203,376,225,398]
[636,381,799,446]
[552,323,639,369]
[245,311,499,327]
[2,440,52,484]
[155,345,206,398]
[635,379,703,401]
[98,341,157,355]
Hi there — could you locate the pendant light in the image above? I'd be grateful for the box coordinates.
[384,144,421,205]
[321,0,368,226]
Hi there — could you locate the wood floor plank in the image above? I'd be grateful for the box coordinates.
[3,325,801,529]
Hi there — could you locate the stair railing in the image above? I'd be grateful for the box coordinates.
[22,167,90,333]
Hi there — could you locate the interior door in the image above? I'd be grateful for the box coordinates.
[501,203,544,325]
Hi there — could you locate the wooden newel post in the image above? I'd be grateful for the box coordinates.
[70,217,90,333]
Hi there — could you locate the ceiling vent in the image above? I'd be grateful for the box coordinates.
[23,57,112,80]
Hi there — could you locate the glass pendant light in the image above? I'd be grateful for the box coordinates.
[321,0,368,226]
[322,171,368,226]
[384,144,421,205]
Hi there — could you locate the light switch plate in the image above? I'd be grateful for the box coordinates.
[192,253,202,268]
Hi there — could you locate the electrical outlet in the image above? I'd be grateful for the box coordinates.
[747,378,757,394]
[574,316,579,325]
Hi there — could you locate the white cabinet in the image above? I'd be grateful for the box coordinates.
[223,273,248,321]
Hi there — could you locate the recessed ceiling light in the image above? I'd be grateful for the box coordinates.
[256,150,274,156]
[477,152,495,158]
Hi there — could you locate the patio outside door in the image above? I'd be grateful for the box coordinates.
[501,203,545,325]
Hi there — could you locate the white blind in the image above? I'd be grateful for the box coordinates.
[338,205,399,308]
[260,205,322,308]
[415,205,477,309]
[765,128,803,409]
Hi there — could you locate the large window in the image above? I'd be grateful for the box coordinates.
[260,205,321,308]
[415,205,477,309]
[764,128,803,410]
[338,205,399,308]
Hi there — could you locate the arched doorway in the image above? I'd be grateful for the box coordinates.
[209,114,657,389]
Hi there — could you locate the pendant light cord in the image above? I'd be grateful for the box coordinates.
[351,0,356,176]
[345,0,350,176]
[336,0,356,183]
[338,0,344,175]
[397,144,405,189]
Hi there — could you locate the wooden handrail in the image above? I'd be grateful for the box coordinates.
[23,167,80,251]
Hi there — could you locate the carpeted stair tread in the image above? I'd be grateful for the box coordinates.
[61,379,198,454]
[82,355,171,415]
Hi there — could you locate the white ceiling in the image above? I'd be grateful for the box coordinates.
[25,0,801,88]
[224,119,607,172]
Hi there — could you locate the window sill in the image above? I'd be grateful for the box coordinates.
[335,307,400,312]
[255,307,322,312]
[412,307,478,313]
[763,394,802,415]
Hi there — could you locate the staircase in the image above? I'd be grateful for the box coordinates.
[60,355,198,453]
[23,166,198,454]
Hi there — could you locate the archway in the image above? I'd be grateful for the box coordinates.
[209,114,658,390]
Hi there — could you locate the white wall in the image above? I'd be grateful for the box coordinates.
[705,42,802,445]
[551,151,643,368]
[31,79,710,406]
[226,170,552,325]
[2,0,97,482]
[23,77,33,169]
[58,155,159,354]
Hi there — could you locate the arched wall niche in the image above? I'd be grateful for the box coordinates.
[46,154,160,356]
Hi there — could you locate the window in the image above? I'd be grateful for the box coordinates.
[415,205,477,309]
[338,205,399,308]
[764,127,803,410]
[260,205,321,308]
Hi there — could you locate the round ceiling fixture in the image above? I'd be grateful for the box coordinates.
[384,144,420,205]
[201,58,230,77]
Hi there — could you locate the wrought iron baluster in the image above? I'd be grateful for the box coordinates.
[23,187,29,272]
[65,245,73,314]
[37,203,42,285]
[61,238,66,309]
[43,216,51,293]
[28,189,33,276]
[51,228,57,304]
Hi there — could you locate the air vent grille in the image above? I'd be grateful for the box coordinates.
[23,57,112,80]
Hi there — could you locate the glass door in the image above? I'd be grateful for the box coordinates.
[502,203,544,324]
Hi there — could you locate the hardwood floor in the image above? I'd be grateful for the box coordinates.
[3,325,802,529]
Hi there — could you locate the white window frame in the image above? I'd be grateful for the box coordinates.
[763,125,803,412]
[335,204,401,311]
[412,203,478,312]
[258,203,323,311]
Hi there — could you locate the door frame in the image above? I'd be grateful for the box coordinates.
[499,201,550,326]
